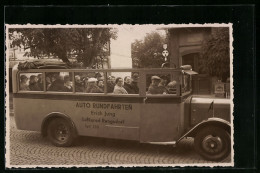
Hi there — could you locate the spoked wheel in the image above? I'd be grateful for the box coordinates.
[194,126,231,161]
[47,118,75,147]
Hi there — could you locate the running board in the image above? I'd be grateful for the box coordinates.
[145,141,176,147]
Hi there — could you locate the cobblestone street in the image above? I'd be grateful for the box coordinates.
[8,115,231,167]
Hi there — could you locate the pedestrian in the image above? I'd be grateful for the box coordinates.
[113,77,128,94]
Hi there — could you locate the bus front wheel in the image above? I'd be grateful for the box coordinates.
[47,118,75,147]
[194,126,231,161]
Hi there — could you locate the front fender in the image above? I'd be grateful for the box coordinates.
[177,118,231,143]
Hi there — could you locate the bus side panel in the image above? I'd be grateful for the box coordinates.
[14,98,141,141]
[140,103,181,142]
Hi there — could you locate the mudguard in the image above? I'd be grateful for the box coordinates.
[177,117,231,143]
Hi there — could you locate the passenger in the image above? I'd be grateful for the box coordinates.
[37,74,43,90]
[46,76,52,90]
[158,75,169,94]
[113,77,128,94]
[123,76,135,94]
[63,75,73,92]
[75,75,84,92]
[48,74,64,91]
[97,80,104,92]
[167,80,177,94]
[131,73,139,94]
[95,72,104,81]
[29,75,41,91]
[20,75,29,91]
[85,78,103,93]
[147,76,168,94]
[107,76,116,93]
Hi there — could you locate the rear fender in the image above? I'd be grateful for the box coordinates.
[177,117,231,143]
[41,112,78,137]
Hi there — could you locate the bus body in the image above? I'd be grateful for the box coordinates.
[11,63,231,161]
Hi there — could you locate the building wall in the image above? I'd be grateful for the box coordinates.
[168,27,213,94]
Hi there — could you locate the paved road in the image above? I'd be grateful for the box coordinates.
[8,115,231,167]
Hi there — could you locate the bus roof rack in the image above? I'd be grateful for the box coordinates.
[17,60,70,70]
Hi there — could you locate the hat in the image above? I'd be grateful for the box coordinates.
[20,75,28,80]
[88,78,98,82]
[132,73,139,80]
[151,76,161,80]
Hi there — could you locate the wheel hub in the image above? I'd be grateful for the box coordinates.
[54,124,69,141]
[202,135,223,154]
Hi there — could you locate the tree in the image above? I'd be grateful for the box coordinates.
[200,27,230,81]
[8,28,117,67]
[131,32,167,68]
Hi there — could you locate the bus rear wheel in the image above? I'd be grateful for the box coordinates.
[47,118,75,147]
[194,126,231,161]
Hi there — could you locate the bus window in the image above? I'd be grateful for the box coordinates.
[19,73,43,91]
[146,74,177,95]
[74,72,104,94]
[46,72,73,92]
[106,72,139,95]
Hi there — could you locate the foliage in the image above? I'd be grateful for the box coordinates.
[8,28,117,67]
[131,32,167,68]
[200,27,230,80]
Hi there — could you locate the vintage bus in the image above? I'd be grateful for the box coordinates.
[11,62,231,161]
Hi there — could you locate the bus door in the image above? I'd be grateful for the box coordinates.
[139,72,182,143]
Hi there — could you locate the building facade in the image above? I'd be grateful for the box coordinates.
[168,27,218,94]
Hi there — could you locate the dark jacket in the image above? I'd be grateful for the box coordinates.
[48,79,64,91]
[147,84,168,94]
[123,83,135,94]
[107,82,115,93]
[29,82,41,91]
[131,81,139,94]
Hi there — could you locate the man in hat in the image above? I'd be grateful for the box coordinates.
[131,73,139,94]
[147,76,168,94]
[85,78,103,93]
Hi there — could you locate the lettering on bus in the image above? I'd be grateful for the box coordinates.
[76,102,132,129]
[75,102,133,110]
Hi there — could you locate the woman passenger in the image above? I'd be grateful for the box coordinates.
[113,77,128,94]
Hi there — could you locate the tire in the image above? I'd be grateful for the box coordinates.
[194,126,231,161]
[47,118,75,147]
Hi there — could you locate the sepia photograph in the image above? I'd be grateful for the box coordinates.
[5,24,233,168]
